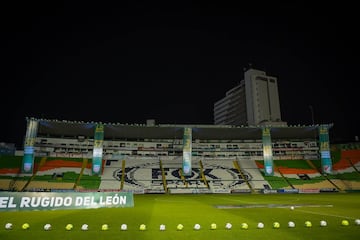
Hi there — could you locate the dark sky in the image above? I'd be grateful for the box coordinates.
[1,1,359,147]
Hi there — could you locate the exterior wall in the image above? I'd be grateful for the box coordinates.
[268,79,281,121]
[214,68,284,126]
[214,81,246,125]
[245,68,282,125]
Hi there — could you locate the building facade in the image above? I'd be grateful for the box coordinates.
[214,68,287,126]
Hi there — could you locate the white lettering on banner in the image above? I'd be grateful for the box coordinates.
[75,196,83,206]
[106,196,112,205]
[20,197,31,207]
[19,196,74,208]
[64,197,72,206]
[75,196,97,206]
[113,194,126,205]
[112,195,120,204]
[0,197,17,208]
[83,196,91,206]
[54,197,64,207]
[0,197,7,208]
[0,192,131,211]
[41,197,50,207]
[9,197,17,208]
[99,194,126,205]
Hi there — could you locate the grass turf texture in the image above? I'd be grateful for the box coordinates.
[1,193,359,240]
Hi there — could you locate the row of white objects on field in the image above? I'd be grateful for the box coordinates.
[4,219,360,231]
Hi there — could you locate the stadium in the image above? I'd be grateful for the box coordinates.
[1,117,360,240]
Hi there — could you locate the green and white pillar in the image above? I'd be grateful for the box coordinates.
[182,127,192,176]
[319,124,332,174]
[92,123,104,175]
[262,127,274,176]
[22,118,38,173]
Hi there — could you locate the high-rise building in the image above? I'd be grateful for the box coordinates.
[214,68,287,126]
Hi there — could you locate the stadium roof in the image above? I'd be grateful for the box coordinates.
[32,118,332,141]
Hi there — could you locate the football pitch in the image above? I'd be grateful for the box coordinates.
[1,192,360,240]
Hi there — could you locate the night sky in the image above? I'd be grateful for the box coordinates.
[1,1,358,148]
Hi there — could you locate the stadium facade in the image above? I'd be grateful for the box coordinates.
[21,117,333,180]
[16,67,335,192]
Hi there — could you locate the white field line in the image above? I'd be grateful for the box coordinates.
[295,208,357,220]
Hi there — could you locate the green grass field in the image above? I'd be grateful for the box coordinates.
[1,193,360,240]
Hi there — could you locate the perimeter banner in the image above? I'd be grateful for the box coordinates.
[262,127,274,176]
[0,191,134,211]
[319,125,332,174]
[182,127,192,176]
[92,124,104,175]
[22,119,38,173]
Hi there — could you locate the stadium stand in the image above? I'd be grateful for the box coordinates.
[1,119,360,193]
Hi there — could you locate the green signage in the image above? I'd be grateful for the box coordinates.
[0,191,134,211]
